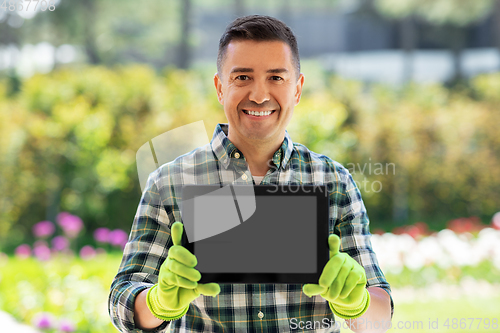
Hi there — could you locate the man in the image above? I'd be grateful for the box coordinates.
[109,15,393,332]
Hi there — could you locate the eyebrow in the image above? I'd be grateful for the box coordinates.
[230,67,289,74]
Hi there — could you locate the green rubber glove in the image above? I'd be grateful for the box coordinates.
[302,234,370,319]
[146,222,221,321]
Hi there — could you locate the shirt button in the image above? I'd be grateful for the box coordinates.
[234,152,240,158]
[241,174,248,181]
[258,311,264,319]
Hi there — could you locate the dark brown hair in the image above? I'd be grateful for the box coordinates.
[217,15,300,78]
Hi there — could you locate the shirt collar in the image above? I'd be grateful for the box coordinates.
[210,123,294,170]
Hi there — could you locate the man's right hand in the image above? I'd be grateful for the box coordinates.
[146,222,221,321]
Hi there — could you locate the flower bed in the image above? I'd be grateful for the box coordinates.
[1,214,499,331]
[0,254,122,333]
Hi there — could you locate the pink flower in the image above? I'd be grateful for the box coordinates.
[33,241,51,261]
[414,221,429,235]
[79,245,96,260]
[57,212,72,223]
[492,212,500,230]
[32,220,55,238]
[57,212,84,238]
[33,312,55,329]
[52,236,70,252]
[15,244,31,259]
[94,227,110,243]
[108,229,129,248]
[447,216,484,233]
[59,318,76,332]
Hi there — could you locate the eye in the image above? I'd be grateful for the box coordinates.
[236,75,250,81]
[271,76,284,81]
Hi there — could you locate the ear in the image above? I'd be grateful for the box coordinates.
[214,73,224,105]
[294,73,305,106]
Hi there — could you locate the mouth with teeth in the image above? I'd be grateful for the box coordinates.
[242,110,276,117]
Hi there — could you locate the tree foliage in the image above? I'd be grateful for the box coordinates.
[373,0,497,82]
[374,0,495,26]
[16,0,182,66]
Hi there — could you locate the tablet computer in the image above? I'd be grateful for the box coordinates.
[181,184,329,284]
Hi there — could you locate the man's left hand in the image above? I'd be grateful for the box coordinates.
[302,234,370,319]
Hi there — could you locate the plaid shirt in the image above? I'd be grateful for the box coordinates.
[109,124,393,333]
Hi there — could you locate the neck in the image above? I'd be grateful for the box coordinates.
[228,133,283,177]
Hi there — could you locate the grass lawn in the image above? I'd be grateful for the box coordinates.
[337,294,500,333]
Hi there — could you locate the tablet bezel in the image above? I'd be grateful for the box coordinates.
[181,184,330,284]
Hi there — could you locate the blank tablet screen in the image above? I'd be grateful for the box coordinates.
[182,185,329,284]
[195,195,316,273]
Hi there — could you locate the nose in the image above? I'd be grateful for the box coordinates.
[248,80,270,105]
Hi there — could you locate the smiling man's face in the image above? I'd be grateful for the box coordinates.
[214,40,304,147]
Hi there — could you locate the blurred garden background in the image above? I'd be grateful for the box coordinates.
[1,0,500,332]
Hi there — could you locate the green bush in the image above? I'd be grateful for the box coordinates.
[323,76,500,228]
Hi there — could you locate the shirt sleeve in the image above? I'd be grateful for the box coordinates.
[331,167,394,318]
[108,170,173,332]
